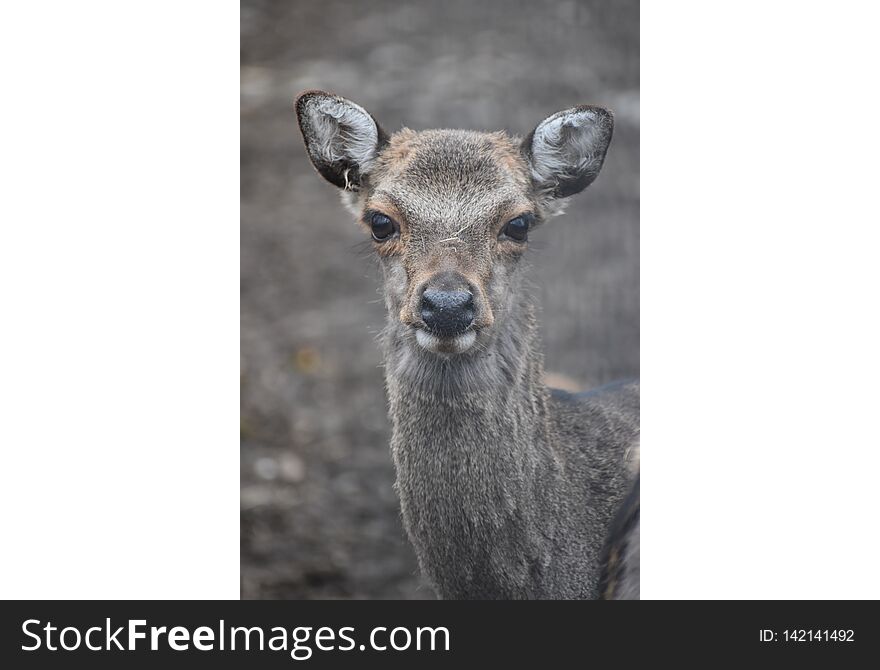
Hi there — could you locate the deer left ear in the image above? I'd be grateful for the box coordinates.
[295,90,389,191]
[522,105,614,199]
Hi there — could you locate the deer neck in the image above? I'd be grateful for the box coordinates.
[382,299,557,596]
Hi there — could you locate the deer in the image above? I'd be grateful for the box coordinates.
[294,90,640,599]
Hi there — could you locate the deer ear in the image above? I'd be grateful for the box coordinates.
[522,105,614,199]
[295,90,388,190]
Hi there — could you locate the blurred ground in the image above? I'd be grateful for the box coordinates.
[241,0,639,599]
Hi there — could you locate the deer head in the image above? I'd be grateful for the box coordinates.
[295,90,613,355]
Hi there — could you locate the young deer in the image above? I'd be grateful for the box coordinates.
[295,90,639,599]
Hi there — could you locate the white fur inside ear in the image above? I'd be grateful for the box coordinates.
[303,96,379,176]
[529,108,612,194]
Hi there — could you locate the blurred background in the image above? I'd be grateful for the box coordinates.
[241,0,638,599]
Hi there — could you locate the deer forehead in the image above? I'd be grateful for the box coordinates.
[369,129,533,237]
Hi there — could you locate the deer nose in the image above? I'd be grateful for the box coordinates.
[420,289,474,337]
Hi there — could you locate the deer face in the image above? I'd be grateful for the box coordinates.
[296,91,613,355]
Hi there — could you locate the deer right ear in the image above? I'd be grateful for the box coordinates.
[522,105,614,200]
[295,90,388,191]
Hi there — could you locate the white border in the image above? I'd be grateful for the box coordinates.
[0,2,239,599]
[642,1,880,598]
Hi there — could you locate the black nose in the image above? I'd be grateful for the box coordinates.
[420,289,474,337]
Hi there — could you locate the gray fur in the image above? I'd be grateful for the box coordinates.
[598,473,640,600]
[295,90,387,190]
[294,91,639,599]
[524,105,614,199]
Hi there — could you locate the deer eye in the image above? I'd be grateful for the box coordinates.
[370,213,397,241]
[500,215,529,242]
